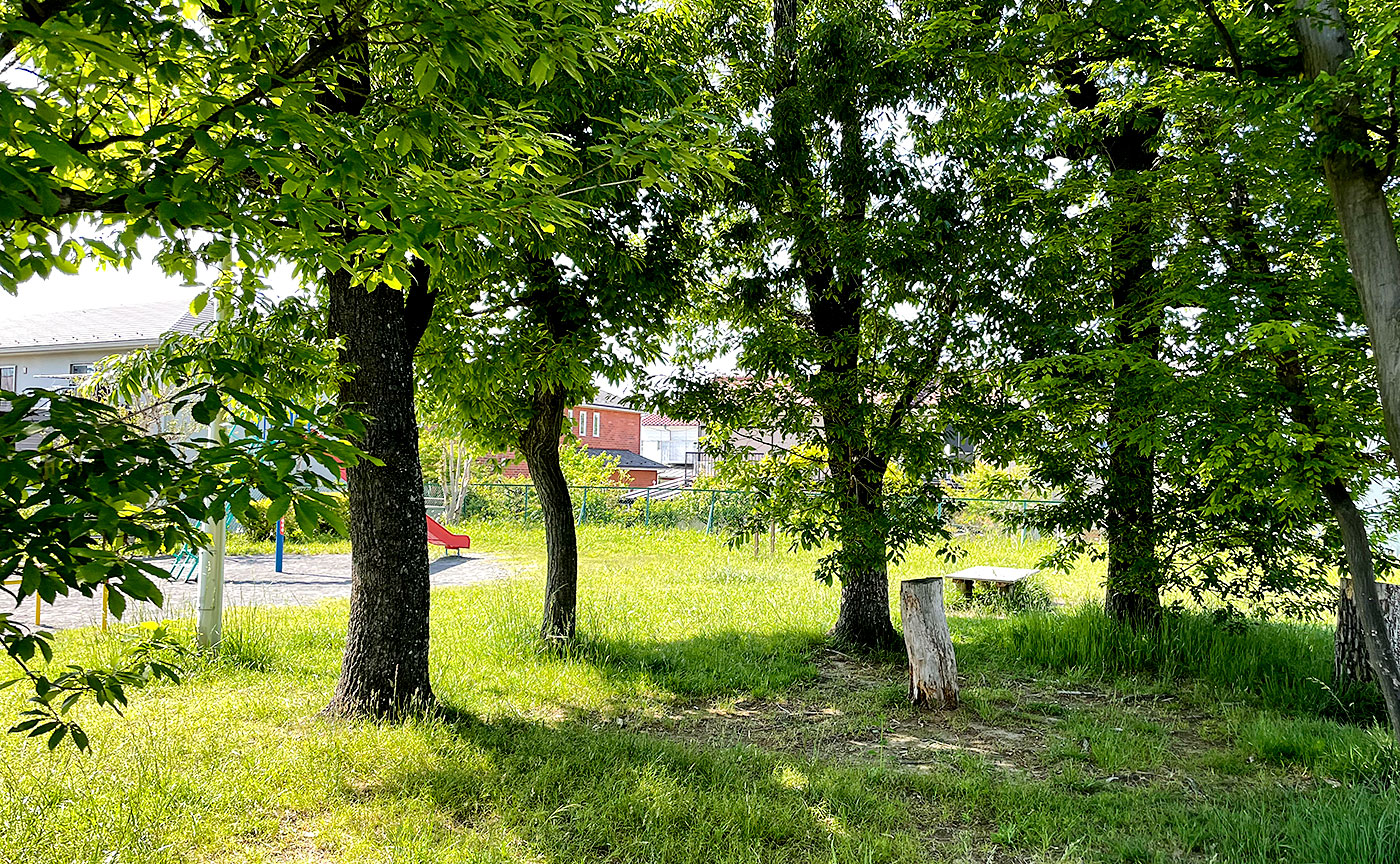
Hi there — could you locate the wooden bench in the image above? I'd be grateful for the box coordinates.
[945,566,1037,599]
[426,515,471,555]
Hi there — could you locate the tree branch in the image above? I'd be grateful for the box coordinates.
[1200,0,1245,80]
[0,0,78,64]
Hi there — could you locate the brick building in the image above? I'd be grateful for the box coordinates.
[499,390,667,488]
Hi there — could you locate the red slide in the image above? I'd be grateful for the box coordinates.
[426,515,471,555]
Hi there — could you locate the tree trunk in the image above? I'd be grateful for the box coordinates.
[828,453,900,649]
[1291,1,1400,473]
[1287,1,1400,741]
[520,387,578,642]
[1322,481,1400,738]
[900,577,959,708]
[1101,110,1165,625]
[1335,577,1400,688]
[1055,68,1166,624]
[323,263,438,719]
[1103,434,1160,625]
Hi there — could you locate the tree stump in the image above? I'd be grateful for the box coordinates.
[1335,578,1400,686]
[900,577,959,708]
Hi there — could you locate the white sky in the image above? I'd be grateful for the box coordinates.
[0,258,209,318]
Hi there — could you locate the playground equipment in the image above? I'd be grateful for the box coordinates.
[169,508,235,583]
[426,515,471,555]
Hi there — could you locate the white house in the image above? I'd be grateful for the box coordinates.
[0,299,211,394]
[640,413,702,467]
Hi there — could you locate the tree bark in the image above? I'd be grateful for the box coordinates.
[1055,66,1166,624]
[519,386,578,642]
[1335,577,1400,689]
[1286,0,1400,740]
[324,262,438,719]
[1322,481,1400,737]
[900,577,959,708]
[768,0,899,649]
[828,452,900,648]
[311,26,436,719]
[1099,102,1165,625]
[1291,1,1400,472]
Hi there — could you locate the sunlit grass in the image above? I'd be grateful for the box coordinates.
[3,522,1398,863]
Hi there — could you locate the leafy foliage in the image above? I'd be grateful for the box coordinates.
[0,377,361,747]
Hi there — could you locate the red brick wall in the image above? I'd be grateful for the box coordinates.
[567,405,640,452]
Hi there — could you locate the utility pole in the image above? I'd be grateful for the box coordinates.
[196,295,231,648]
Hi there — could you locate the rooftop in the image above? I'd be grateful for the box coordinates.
[641,412,697,427]
[0,299,212,353]
[586,448,668,471]
[583,389,636,411]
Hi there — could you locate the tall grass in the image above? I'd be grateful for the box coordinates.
[1001,604,1375,716]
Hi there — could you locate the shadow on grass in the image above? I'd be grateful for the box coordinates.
[563,628,830,700]
[356,708,1400,864]
[379,709,933,863]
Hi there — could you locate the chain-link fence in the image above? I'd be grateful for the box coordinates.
[426,482,1061,538]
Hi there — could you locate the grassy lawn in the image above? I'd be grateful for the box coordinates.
[5,524,1398,863]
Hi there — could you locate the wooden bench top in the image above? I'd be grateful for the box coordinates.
[944,566,1037,584]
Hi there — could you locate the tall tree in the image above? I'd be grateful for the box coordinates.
[421,3,732,642]
[662,0,993,648]
[3,0,631,716]
[1282,0,1400,734]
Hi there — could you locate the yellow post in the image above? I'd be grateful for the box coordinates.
[34,596,40,627]
[101,584,108,632]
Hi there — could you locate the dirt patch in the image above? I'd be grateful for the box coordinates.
[236,810,336,864]
[626,650,1222,791]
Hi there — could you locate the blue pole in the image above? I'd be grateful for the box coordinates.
[275,518,284,572]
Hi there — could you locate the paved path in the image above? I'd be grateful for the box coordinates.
[8,553,511,632]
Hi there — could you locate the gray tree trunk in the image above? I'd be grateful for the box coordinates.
[1290,0,1400,741]
[519,387,578,642]
[1321,481,1400,738]
[900,577,958,708]
[1335,577,1400,687]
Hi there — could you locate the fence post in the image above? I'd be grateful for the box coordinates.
[644,487,651,527]
[706,491,717,535]
[580,486,588,526]
[525,486,531,523]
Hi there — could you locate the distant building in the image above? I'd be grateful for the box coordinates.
[500,390,668,488]
[640,413,701,467]
[0,299,210,394]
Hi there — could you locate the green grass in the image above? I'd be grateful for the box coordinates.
[4,523,1399,863]
[996,604,1375,716]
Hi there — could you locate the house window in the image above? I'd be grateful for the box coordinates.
[69,362,93,375]
[578,410,587,436]
[0,366,14,392]
[592,412,600,437]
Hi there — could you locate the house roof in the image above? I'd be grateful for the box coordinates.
[0,299,213,354]
[641,412,697,428]
[586,447,668,471]
[582,389,636,411]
